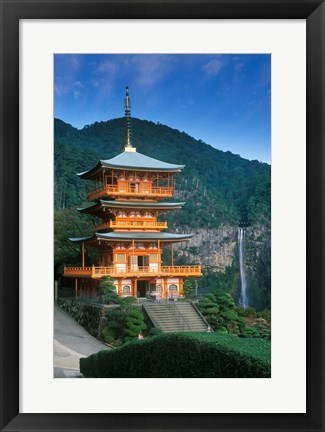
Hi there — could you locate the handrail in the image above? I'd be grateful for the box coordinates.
[168,302,192,331]
[191,301,212,331]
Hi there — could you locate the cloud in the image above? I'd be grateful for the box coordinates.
[54,82,68,96]
[202,58,223,76]
[73,90,82,99]
[61,55,80,71]
[73,81,86,89]
[130,55,176,89]
[97,61,119,74]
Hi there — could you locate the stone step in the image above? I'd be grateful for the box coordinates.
[143,302,208,333]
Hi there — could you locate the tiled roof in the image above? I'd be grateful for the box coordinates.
[77,149,184,177]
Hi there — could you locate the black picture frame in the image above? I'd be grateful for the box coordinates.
[1,1,324,431]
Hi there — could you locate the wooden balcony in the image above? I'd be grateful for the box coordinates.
[94,220,168,231]
[87,184,173,201]
[64,265,202,278]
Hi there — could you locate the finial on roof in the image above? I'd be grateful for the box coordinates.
[124,86,136,152]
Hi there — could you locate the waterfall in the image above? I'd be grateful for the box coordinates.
[238,227,248,308]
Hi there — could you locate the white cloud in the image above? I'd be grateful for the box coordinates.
[202,58,223,76]
[131,55,176,89]
[97,61,119,74]
[73,81,86,89]
[54,82,68,96]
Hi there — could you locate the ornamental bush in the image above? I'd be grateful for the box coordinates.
[80,332,270,378]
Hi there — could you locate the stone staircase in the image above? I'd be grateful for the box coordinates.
[143,301,209,333]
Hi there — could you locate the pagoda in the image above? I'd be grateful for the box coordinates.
[64,87,201,300]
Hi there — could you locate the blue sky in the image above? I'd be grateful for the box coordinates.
[54,54,271,163]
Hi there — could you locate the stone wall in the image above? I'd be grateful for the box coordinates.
[57,298,115,340]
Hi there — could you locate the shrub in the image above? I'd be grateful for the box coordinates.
[80,332,270,378]
[124,308,147,342]
[97,276,119,304]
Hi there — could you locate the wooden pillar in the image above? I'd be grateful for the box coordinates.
[179,278,184,296]
[171,243,174,269]
[118,279,122,297]
[132,239,135,272]
[134,279,137,298]
[75,278,78,304]
[158,240,161,275]
[163,278,168,300]
[82,241,85,268]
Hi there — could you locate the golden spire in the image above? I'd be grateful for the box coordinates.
[124,86,136,152]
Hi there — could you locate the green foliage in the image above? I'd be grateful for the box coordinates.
[100,301,146,346]
[54,209,98,279]
[149,327,162,336]
[124,309,147,342]
[257,309,271,322]
[198,288,271,340]
[237,306,257,317]
[183,280,193,299]
[101,327,115,344]
[245,236,271,311]
[54,140,100,211]
[97,276,119,304]
[80,332,271,378]
[54,117,270,226]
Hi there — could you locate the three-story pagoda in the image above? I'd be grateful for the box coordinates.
[64,87,201,299]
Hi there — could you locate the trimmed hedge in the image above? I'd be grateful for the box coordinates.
[80,332,271,378]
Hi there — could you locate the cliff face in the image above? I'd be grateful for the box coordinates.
[175,224,270,273]
[175,225,237,270]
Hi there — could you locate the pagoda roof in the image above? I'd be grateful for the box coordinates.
[78,200,185,214]
[96,232,193,242]
[69,232,192,243]
[77,149,184,178]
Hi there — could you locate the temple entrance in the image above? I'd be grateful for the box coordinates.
[137,280,149,297]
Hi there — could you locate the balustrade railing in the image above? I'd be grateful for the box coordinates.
[87,184,173,200]
[64,265,202,277]
[94,220,168,231]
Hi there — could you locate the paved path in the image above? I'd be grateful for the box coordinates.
[54,303,110,378]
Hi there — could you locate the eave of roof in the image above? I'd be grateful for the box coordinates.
[68,235,96,242]
[78,200,185,213]
[77,150,184,178]
[68,232,193,243]
[96,232,193,242]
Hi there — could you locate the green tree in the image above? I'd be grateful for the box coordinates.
[183,280,193,299]
[97,276,119,304]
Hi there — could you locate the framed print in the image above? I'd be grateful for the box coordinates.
[1,0,324,431]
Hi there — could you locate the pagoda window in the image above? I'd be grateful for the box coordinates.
[118,181,127,192]
[116,253,126,263]
[138,255,149,267]
[156,285,162,292]
[169,284,178,291]
[123,285,131,294]
[149,254,158,263]
[130,182,140,192]
[142,182,151,193]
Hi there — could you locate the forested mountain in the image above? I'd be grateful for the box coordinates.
[54,117,271,310]
[54,117,270,228]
